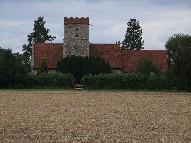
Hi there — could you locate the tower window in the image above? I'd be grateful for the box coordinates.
[75,28,79,37]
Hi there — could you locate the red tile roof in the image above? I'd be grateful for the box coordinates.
[33,43,63,69]
[33,43,168,72]
[89,44,122,69]
[89,44,167,72]
[121,50,168,72]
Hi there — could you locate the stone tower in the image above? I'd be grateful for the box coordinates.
[63,17,89,57]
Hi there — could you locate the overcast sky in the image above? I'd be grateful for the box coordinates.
[0,0,191,53]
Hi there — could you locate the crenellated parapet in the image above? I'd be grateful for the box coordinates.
[64,17,89,25]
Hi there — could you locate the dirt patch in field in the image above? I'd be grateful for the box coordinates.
[0,90,191,142]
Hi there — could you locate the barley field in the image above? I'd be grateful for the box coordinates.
[0,90,191,143]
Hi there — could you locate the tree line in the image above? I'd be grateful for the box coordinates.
[0,17,191,91]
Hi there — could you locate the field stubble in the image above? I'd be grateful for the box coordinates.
[0,90,191,143]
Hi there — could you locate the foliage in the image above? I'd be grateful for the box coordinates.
[57,56,112,83]
[0,47,27,88]
[165,33,191,91]
[26,72,74,88]
[121,19,144,50]
[135,58,161,75]
[37,58,48,75]
[22,16,56,72]
[82,73,174,90]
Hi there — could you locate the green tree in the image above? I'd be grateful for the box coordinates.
[22,16,56,72]
[136,58,161,75]
[37,58,48,75]
[121,19,144,50]
[0,47,27,88]
[165,33,191,90]
[57,56,112,83]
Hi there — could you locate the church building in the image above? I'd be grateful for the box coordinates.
[32,17,167,72]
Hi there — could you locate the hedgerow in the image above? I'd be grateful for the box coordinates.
[26,72,75,88]
[82,73,174,90]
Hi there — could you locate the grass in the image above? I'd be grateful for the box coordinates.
[0,90,191,142]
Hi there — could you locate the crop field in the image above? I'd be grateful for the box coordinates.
[0,90,191,142]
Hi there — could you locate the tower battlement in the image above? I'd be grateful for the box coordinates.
[63,17,89,57]
[64,17,89,25]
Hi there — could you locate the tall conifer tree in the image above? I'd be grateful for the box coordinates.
[121,19,144,50]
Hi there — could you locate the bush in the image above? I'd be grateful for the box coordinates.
[136,58,161,75]
[0,48,27,88]
[175,80,191,92]
[26,72,75,88]
[82,73,174,90]
[37,58,48,75]
[25,73,37,87]
[57,56,112,83]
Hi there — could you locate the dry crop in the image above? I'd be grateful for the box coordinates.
[0,90,191,142]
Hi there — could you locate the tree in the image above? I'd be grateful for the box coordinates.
[165,33,191,90]
[0,47,27,88]
[121,19,144,50]
[136,58,161,75]
[57,56,112,83]
[37,58,48,75]
[22,16,56,72]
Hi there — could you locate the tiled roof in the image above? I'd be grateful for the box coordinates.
[89,44,167,72]
[89,44,122,69]
[33,43,168,72]
[121,50,168,72]
[33,43,63,69]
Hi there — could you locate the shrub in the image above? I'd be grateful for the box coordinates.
[37,58,48,75]
[57,56,112,83]
[136,58,161,75]
[82,73,174,90]
[0,48,27,88]
[26,72,74,88]
[26,73,37,87]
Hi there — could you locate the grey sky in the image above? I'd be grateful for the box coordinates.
[0,0,191,53]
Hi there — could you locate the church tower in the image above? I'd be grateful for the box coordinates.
[63,17,89,57]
